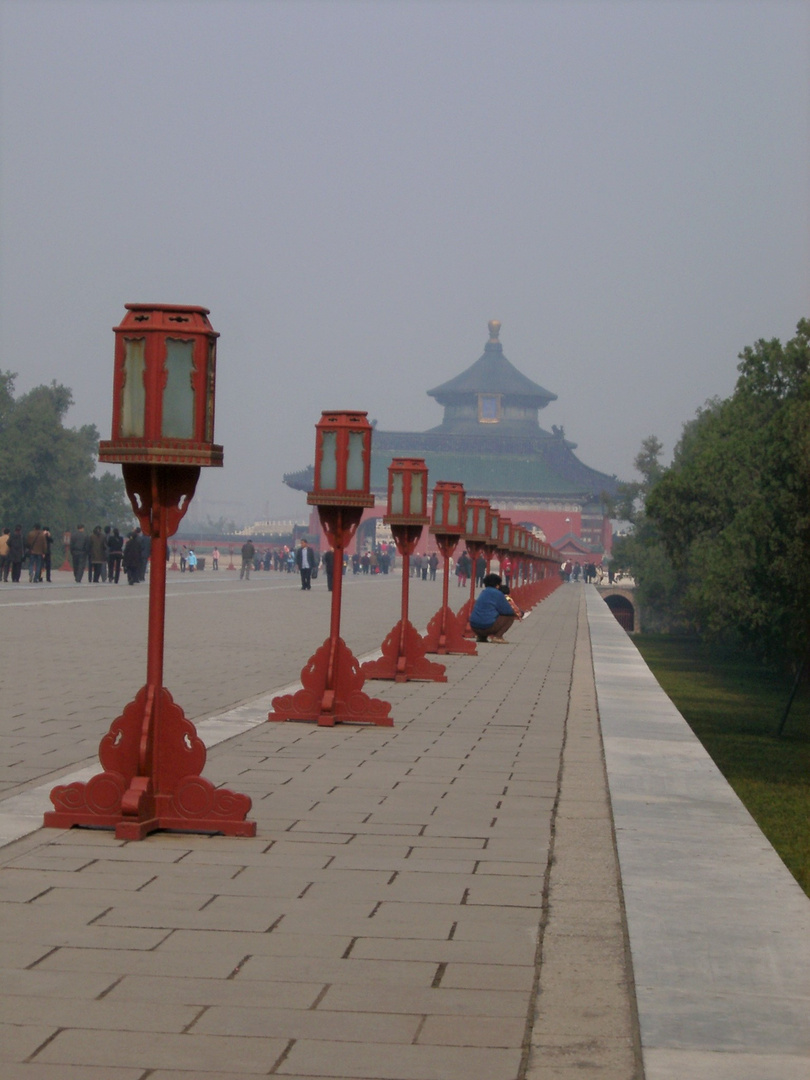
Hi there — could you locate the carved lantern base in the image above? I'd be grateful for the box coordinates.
[362,619,447,682]
[268,502,393,726]
[45,464,256,839]
[45,686,255,840]
[361,521,446,683]
[422,604,478,656]
[268,636,393,726]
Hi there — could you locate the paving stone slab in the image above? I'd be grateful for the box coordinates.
[31,1029,289,1072]
[278,1039,522,1080]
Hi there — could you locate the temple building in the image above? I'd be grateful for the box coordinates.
[284,321,620,559]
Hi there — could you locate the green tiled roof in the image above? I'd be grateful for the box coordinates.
[370,450,589,498]
[428,340,556,405]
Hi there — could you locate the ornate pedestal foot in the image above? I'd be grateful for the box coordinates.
[268,637,393,726]
[362,620,447,682]
[45,685,256,839]
[422,606,478,656]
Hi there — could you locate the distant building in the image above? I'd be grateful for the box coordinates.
[284,321,621,558]
[240,518,308,537]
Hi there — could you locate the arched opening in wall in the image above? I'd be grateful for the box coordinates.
[356,517,378,553]
[604,594,635,632]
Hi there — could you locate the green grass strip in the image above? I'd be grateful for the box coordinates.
[633,635,810,896]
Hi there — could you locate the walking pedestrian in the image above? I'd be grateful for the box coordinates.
[107,527,123,583]
[42,526,53,581]
[8,525,24,583]
[240,539,255,580]
[0,528,10,581]
[26,524,47,582]
[295,539,315,590]
[123,532,141,585]
[88,526,106,582]
[69,524,89,582]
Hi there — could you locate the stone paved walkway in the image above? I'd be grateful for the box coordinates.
[0,573,638,1078]
[1,570,807,1078]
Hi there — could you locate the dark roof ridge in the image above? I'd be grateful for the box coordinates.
[427,321,556,404]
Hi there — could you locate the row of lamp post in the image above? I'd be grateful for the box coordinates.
[44,304,561,843]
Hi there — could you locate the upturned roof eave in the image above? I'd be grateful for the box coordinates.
[427,350,557,404]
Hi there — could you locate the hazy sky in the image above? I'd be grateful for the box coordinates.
[1,0,807,525]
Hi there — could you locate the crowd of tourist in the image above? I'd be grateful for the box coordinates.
[3,528,593,591]
[0,524,54,583]
[0,523,152,586]
[560,560,604,584]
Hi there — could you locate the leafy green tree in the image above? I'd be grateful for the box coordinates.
[609,434,665,522]
[646,320,810,663]
[0,371,132,536]
[610,435,689,630]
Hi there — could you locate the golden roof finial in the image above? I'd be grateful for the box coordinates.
[488,319,501,343]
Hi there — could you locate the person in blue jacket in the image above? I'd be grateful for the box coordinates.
[469,572,518,643]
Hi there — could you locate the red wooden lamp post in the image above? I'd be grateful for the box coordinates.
[458,497,491,635]
[486,506,501,577]
[515,526,527,587]
[498,516,513,584]
[269,411,392,725]
[512,526,527,607]
[45,303,255,839]
[423,481,476,656]
[362,459,446,682]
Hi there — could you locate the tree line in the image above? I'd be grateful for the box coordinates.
[0,371,132,544]
[612,319,809,668]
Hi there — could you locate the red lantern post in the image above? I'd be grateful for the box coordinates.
[362,460,446,682]
[45,304,255,839]
[486,507,501,576]
[269,411,392,725]
[498,516,513,587]
[457,498,491,636]
[423,481,476,656]
[512,526,526,591]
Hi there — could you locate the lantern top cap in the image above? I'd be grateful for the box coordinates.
[390,457,427,469]
[317,410,371,424]
[124,303,211,315]
[115,304,219,338]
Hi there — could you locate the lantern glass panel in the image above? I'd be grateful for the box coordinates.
[466,506,474,533]
[346,431,365,490]
[205,339,216,443]
[120,338,146,438]
[503,523,511,545]
[320,431,338,489]
[433,495,444,527]
[390,472,404,515]
[162,339,196,439]
[447,492,459,527]
[409,471,423,516]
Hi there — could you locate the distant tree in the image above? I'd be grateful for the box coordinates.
[0,371,132,534]
[610,435,688,629]
[646,320,810,663]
